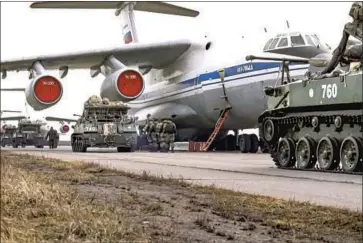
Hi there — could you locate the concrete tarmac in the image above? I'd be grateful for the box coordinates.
[3,146,362,211]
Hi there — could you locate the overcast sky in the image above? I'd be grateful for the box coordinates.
[0,1,353,137]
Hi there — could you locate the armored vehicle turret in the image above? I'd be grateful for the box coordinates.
[256,2,362,174]
[71,95,138,152]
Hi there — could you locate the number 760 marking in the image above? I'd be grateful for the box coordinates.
[321,83,338,99]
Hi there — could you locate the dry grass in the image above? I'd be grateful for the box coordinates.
[196,185,362,240]
[1,151,362,243]
[1,153,149,243]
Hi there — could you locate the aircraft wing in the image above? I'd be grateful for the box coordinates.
[1,40,192,73]
[45,116,78,123]
[0,116,27,121]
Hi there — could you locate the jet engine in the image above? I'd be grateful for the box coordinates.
[25,74,63,111]
[59,124,70,133]
[100,68,145,102]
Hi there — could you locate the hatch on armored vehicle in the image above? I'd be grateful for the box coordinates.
[71,95,138,152]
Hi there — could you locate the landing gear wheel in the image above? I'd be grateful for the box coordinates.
[277,138,296,167]
[340,136,363,172]
[225,135,236,151]
[295,136,316,169]
[239,134,251,153]
[316,136,340,170]
[249,134,259,153]
[263,119,276,142]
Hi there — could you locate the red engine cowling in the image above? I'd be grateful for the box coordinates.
[59,124,70,133]
[25,74,63,111]
[100,68,145,102]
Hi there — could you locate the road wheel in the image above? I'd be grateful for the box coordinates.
[239,134,251,153]
[249,134,259,153]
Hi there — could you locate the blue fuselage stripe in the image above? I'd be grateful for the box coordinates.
[136,62,307,103]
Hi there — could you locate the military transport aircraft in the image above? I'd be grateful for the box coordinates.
[0,1,332,152]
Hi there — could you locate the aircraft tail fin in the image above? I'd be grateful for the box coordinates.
[30,1,199,45]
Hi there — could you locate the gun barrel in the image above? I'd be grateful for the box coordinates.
[245,55,309,64]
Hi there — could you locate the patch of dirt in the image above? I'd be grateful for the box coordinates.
[2,152,362,243]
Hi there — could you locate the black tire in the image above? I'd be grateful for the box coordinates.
[249,134,259,153]
[239,134,251,153]
[225,134,236,151]
[13,144,18,148]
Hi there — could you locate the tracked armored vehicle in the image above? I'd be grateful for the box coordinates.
[71,95,138,152]
[256,2,363,174]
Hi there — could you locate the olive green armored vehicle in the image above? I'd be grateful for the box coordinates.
[16,118,47,148]
[71,95,138,152]
[1,125,18,147]
[254,2,362,174]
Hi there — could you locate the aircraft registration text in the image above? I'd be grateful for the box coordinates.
[237,64,253,73]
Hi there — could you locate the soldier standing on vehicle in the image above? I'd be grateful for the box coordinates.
[45,127,57,149]
[161,117,177,152]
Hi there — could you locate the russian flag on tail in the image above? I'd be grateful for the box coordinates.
[123,31,133,44]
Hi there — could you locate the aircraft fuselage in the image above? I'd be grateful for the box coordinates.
[128,40,309,141]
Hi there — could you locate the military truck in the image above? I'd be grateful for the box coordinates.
[16,118,47,148]
[71,95,138,152]
[1,125,18,147]
[254,2,362,174]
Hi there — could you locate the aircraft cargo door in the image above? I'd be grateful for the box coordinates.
[197,71,229,123]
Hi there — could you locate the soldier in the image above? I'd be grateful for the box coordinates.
[155,118,164,151]
[161,117,177,152]
[45,126,57,149]
[143,118,157,152]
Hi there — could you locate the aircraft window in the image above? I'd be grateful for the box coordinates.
[277,38,288,47]
[268,38,280,49]
[291,35,305,46]
[263,38,273,51]
[305,35,315,45]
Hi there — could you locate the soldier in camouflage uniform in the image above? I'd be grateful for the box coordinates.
[155,118,164,151]
[143,118,158,152]
[160,117,177,152]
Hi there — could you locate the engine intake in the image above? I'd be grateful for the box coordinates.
[25,74,63,111]
[100,68,145,102]
[59,124,70,133]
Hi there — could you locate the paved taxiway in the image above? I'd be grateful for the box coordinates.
[3,146,362,211]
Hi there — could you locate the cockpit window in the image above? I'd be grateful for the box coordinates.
[277,37,288,47]
[291,35,305,46]
[305,35,315,45]
[263,38,273,51]
[269,38,280,49]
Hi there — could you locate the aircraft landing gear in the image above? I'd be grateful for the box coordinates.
[238,134,259,153]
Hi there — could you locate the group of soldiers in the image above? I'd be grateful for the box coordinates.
[142,115,177,152]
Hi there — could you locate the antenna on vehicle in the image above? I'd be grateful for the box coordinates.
[286,20,290,30]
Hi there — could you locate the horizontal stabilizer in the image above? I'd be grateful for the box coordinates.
[30,1,199,17]
[1,110,22,113]
[0,116,27,121]
[45,116,78,123]
[0,88,26,92]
